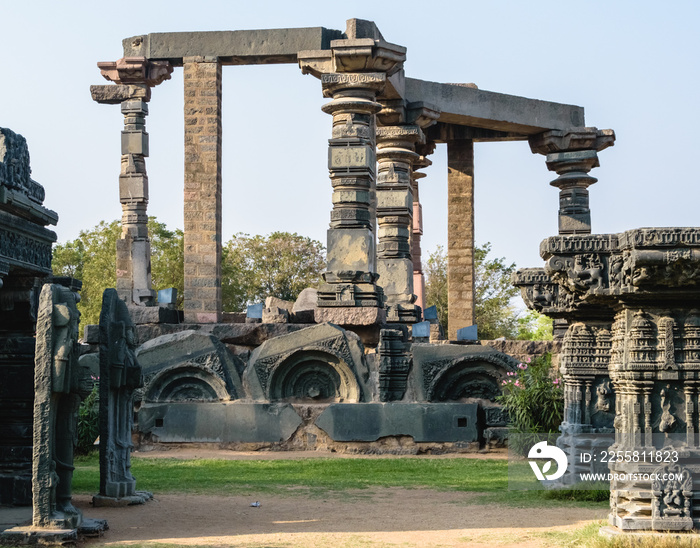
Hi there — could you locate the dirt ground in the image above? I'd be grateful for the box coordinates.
[76,449,607,548]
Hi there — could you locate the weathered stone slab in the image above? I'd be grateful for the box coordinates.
[123,27,343,64]
[315,403,479,442]
[405,78,585,135]
[136,330,243,402]
[314,307,385,326]
[244,323,371,402]
[126,304,181,325]
[138,402,302,442]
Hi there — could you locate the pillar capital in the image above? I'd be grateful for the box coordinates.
[97,57,173,88]
[530,127,616,235]
[320,72,386,99]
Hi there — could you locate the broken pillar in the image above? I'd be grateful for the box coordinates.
[92,57,173,306]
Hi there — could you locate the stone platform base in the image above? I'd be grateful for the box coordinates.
[0,526,77,546]
[92,491,153,507]
[78,518,109,538]
[600,526,700,539]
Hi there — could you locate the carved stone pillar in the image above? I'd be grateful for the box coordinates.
[299,19,407,326]
[375,125,421,323]
[529,128,615,235]
[92,57,173,306]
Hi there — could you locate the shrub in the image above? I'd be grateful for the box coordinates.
[497,353,563,434]
[76,383,99,455]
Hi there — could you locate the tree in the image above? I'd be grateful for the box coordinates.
[51,218,184,327]
[222,232,325,311]
[52,221,325,326]
[423,242,551,340]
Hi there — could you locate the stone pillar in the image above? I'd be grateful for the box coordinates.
[375,125,422,323]
[411,142,435,312]
[312,72,386,324]
[529,128,615,235]
[117,89,153,304]
[183,56,222,323]
[446,139,475,340]
[93,57,173,306]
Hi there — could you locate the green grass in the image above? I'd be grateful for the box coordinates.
[73,453,608,509]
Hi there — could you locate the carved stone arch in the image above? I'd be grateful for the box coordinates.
[428,355,516,402]
[267,349,360,403]
[144,363,231,403]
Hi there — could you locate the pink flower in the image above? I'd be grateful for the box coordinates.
[526,357,532,363]
[502,380,508,385]
[518,364,527,370]
[553,378,560,385]
[514,381,521,388]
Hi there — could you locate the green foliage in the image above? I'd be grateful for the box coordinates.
[51,218,185,326]
[424,242,524,339]
[497,354,563,435]
[76,383,99,455]
[474,242,519,339]
[52,220,120,327]
[222,232,325,311]
[424,245,448,330]
[516,310,554,341]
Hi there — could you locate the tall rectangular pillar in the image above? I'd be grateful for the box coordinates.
[447,139,475,340]
[183,56,222,323]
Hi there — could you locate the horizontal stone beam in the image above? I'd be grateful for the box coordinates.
[123,27,343,65]
[405,78,585,135]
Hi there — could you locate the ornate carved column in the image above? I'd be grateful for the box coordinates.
[529,128,615,235]
[299,19,406,326]
[375,125,421,323]
[92,57,173,306]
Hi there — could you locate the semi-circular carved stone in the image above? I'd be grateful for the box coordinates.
[144,364,231,402]
[268,350,360,403]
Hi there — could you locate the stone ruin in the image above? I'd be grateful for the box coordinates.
[0,129,108,543]
[2,15,695,542]
[80,18,577,454]
[515,128,700,531]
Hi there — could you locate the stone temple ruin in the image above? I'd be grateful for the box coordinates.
[2,15,699,541]
[81,18,577,452]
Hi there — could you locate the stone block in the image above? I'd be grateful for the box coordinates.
[483,405,508,427]
[412,321,430,338]
[377,258,412,296]
[138,402,302,442]
[484,427,509,447]
[327,228,376,273]
[423,305,438,321]
[127,304,181,325]
[314,306,385,326]
[262,306,289,324]
[121,130,149,156]
[456,325,478,341]
[292,288,318,313]
[118,175,148,202]
[264,297,294,312]
[315,403,479,442]
[246,303,263,319]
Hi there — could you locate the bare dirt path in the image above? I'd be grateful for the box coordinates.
[77,449,605,548]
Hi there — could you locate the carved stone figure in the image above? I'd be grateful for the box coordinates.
[96,288,149,504]
[32,283,90,529]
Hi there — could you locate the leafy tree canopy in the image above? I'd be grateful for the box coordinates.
[52,220,325,327]
[424,243,552,340]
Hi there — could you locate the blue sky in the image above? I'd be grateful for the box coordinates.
[1,0,698,273]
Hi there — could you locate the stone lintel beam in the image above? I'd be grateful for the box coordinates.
[90,84,150,104]
[405,77,585,135]
[123,27,343,66]
[426,122,523,143]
